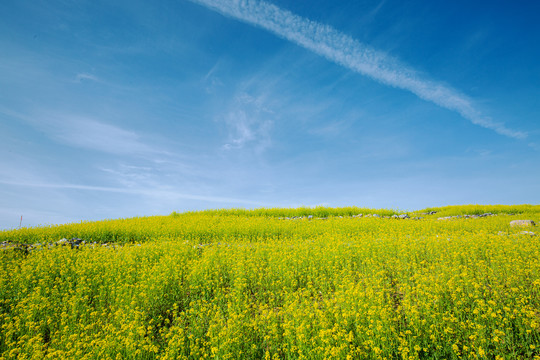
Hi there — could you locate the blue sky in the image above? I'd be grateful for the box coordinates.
[1,0,539,229]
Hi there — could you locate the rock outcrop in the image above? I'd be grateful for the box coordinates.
[510,220,536,227]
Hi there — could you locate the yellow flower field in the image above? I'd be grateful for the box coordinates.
[1,205,539,359]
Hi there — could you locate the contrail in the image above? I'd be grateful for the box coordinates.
[187,0,526,139]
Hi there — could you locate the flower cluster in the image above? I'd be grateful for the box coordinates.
[1,205,539,359]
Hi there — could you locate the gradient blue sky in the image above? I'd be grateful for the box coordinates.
[1,0,539,229]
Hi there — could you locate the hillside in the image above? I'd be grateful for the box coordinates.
[1,205,539,359]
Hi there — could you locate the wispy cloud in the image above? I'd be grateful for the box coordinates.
[1,107,163,156]
[307,117,355,138]
[222,93,273,151]
[188,0,526,139]
[0,179,264,206]
[202,62,225,94]
[48,115,160,155]
[75,73,99,83]
[27,112,175,158]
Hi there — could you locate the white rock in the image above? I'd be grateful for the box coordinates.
[510,220,536,227]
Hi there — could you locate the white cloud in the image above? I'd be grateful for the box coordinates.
[54,117,150,154]
[308,118,355,138]
[75,73,99,82]
[203,62,225,93]
[188,0,526,139]
[38,114,170,157]
[222,93,273,151]
[0,107,162,156]
[0,179,264,206]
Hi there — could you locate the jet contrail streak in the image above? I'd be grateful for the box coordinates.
[188,0,526,139]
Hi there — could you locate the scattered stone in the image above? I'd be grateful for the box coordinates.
[274,212,502,222]
[0,241,46,255]
[194,243,211,249]
[56,237,85,249]
[57,238,69,245]
[510,220,536,227]
[69,238,85,249]
[1,237,131,253]
[1,242,20,252]
[463,213,496,219]
[519,231,537,236]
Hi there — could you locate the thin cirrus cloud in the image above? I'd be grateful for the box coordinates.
[187,0,526,139]
[75,73,99,82]
[42,114,168,157]
[0,179,265,206]
[222,93,273,151]
[1,107,162,157]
